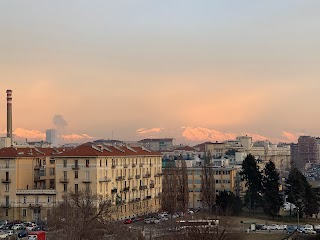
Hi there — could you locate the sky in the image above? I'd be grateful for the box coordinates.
[0,1,320,144]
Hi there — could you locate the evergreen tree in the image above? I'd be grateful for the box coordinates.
[216,190,242,215]
[240,154,263,213]
[262,160,282,218]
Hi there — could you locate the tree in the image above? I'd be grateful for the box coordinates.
[240,154,263,213]
[262,160,282,218]
[162,161,178,215]
[176,159,189,213]
[201,152,215,212]
[48,190,112,240]
[216,190,242,215]
[285,167,319,217]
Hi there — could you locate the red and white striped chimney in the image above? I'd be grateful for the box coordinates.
[6,90,12,146]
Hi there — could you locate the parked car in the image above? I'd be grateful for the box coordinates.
[269,224,279,230]
[286,225,297,234]
[261,225,269,230]
[278,224,287,230]
[124,219,133,224]
[144,218,152,224]
[304,229,317,235]
[130,217,142,222]
[255,224,265,230]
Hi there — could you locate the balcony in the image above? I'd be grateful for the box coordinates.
[99,177,111,182]
[139,163,144,167]
[0,204,10,208]
[139,185,147,191]
[59,177,69,183]
[82,179,92,183]
[16,189,57,195]
[149,163,154,167]
[116,176,125,181]
[128,175,133,180]
[143,173,151,178]
[121,187,130,193]
[111,164,116,169]
[34,165,41,170]
[154,173,162,177]
[132,163,136,168]
[29,204,42,209]
[116,199,126,206]
[150,183,155,189]
[123,164,129,168]
[135,175,141,179]
[131,186,137,191]
[111,188,117,194]
[155,192,162,199]
[1,179,11,183]
[71,165,80,170]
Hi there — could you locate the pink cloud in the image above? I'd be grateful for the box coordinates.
[136,128,162,134]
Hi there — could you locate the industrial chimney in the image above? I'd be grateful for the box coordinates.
[6,90,12,146]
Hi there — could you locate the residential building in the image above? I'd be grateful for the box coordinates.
[0,144,162,221]
[138,138,174,152]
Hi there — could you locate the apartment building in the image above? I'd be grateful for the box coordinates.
[187,166,240,209]
[138,138,174,152]
[0,144,162,222]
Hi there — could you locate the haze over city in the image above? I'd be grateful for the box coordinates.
[1,1,320,144]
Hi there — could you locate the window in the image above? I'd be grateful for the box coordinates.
[50,159,55,164]
[75,184,78,194]
[100,160,102,167]
[63,184,67,192]
[5,184,9,192]
[22,209,27,217]
[47,197,51,203]
[85,184,90,192]
[75,171,78,179]
[43,160,46,165]
[5,209,8,217]
[5,160,9,168]
[86,159,90,168]
[63,160,67,168]
[23,196,26,204]
[35,196,39,204]
[49,168,55,176]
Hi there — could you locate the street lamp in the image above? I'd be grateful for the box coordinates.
[297,207,300,230]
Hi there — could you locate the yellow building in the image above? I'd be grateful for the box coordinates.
[0,144,162,222]
[187,166,240,209]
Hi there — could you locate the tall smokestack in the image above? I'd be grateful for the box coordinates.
[6,90,12,146]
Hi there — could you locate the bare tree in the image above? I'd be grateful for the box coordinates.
[176,159,189,213]
[48,190,112,240]
[201,152,216,212]
[161,161,178,215]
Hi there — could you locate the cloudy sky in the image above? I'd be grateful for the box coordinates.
[0,1,319,144]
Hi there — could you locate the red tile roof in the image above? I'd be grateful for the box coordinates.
[0,144,162,158]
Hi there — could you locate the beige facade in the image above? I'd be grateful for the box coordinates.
[0,144,162,222]
[187,166,240,209]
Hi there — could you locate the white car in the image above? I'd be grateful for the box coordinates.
[304,224,314,231]
[269,224,279,230]
[150,218,160,224]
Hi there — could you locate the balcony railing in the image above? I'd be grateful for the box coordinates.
[132,163,136,168]
[131,186,137,191]
[154,173,162,177]
[128,175,133,180]
[71,165,80,170]
[123,164,129,168]
[16,189,57,195]
[0,204,10,208]
[135,175,141,179]
[1,179,11,183]
[99,177,111,182]
[59,177,69,183]
[116,176,125,181]
[111,164,116,169]
[82,179,91,183]
[150,183,155,189]
[139,185,147,191]
[29,204,42,209]
[143,173,151,178]
[149,163,154,167]
[139,163,144,167]
[111,188,117,194]
[121,187,130,193]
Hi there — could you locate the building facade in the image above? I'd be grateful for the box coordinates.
[0,144,162,222]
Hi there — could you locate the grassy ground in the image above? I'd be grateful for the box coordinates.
[243,233,288,240]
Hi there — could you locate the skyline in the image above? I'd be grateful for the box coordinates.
[1,1,320,143]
